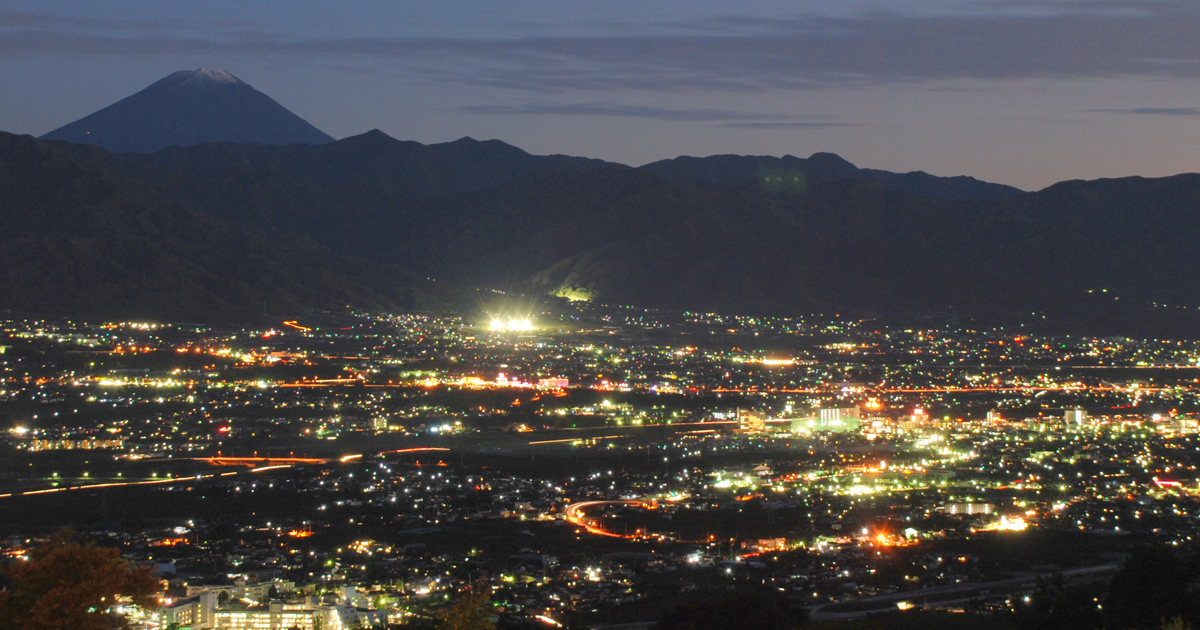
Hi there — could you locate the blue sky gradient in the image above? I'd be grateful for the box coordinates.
[3,0,1199,189]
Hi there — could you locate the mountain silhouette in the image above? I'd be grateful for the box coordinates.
[5,129,1199,335]
[40,68,334,153]
[120,129,618,200]
[640,153,1025,201]
[0,131,403,321]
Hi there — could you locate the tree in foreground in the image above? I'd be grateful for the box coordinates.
[438,578,495,630]
[0,529,158,630]
[1104,546,1199,630]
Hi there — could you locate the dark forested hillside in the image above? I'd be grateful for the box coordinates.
[119,130,619,200]
[7,130,1200,334]
[639,153,1026,201]
[0,133,409,321]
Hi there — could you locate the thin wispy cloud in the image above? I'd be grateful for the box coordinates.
[4,1,1200,92]
[0,11,203,32]
[720,121,861,129]
[461,103,848,126]
[976,0,1166,16]
[0,12,128,29]
[1085,107,1200,115]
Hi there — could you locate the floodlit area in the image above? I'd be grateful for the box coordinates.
[490,317,535,332]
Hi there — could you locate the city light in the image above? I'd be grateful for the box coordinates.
[3,310,1200,627]
[488,317,534,332]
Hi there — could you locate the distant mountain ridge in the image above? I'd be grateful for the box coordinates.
[0,131,400,321]
[119,129,619,200]
[640,153,1025,201]
[40,68,334,153]
[37,68,1022,202]
[5,129,1200,336]
[117,128,1019,203]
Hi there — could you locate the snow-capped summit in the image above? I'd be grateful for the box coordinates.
[40,68,334,153]
[177,68,244,86]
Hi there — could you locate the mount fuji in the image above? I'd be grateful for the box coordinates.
[40,68,335,153]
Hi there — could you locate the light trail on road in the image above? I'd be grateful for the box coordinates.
[204,456,328,466]
[563,500,645,538]
[0,463,290,499]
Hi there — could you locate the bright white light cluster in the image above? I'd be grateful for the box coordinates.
[490,318,534,331]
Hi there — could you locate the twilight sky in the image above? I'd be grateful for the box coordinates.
[2,0,1199,190]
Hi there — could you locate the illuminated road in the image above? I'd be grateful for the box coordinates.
[809,563,1121,621]
[0,468,272,499]
[564,500,646,538]
[528,435,630,445]
[204,456,328,466]
[713,385,1179,394]
[0,453,379,498]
